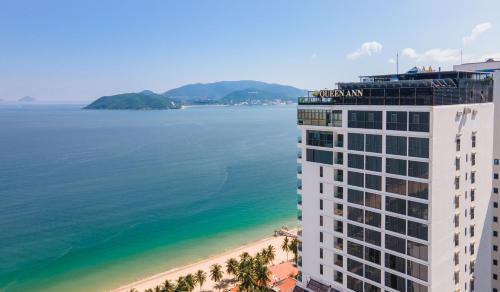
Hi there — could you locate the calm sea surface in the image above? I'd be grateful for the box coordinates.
[0,104,297,291]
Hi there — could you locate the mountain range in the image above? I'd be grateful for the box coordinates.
[85,80,307,110]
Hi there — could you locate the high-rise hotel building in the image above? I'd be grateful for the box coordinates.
[295,70,494,292]
[454,60,500,291]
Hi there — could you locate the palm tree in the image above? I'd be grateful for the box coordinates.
[237,256,255,291]
[254,260,270,288]
[210,263,223,291]
[225,257,239,279]
[174,276,187,292]
[288,238,299,264]
[239,252,251,262]
[154,285,163,292]
[162,279,175,292]
[128,289,138,292]
[185,274,197,292]
[145,289,154,292]
[195,270,206,291]
[266,245,276,265]
[281,236,290,261]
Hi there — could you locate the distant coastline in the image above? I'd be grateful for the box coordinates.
[84,80,306,110]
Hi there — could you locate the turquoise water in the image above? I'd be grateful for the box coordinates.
[0,105,297,291]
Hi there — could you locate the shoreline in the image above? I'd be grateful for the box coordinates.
[111,229,297,292]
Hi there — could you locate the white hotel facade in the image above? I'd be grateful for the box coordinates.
[295,70,495,292]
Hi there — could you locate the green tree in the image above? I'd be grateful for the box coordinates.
[210,263,224,291]
[154,285,163,292]
[195,270,207,291]
[185,274,197,292]
[281,236,290,261]
[254,259,270,288]
[237,255,255,291]
[174,276,187,292]
[145,289,154,292]
[225,258,239,279]
[265,245,276,265]
[288,238,299,264]
[162,279,175,292]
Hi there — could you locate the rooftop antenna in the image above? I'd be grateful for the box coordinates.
[460,49,463,64]
[396,52,399,74]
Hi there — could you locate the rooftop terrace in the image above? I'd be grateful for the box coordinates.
[299,70,493,106]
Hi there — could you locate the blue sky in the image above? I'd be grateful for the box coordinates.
[1,0,499,102]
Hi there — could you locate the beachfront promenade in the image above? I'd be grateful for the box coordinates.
[111,232,296,292]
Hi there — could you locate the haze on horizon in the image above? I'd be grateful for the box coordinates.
[1,0,500,103]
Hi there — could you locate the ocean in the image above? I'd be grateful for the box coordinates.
[0,104,298,291]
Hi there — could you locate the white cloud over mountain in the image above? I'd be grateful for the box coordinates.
[347,41,383,60]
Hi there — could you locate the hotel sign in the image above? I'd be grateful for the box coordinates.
[313,89,363,98]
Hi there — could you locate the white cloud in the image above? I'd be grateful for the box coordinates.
[401,47,460,63]
[463,22,492,44]
[388,58,396,64]
[402,48,418,59]
[347,41,383,60]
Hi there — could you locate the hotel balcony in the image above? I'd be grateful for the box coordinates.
[297,136,302,144]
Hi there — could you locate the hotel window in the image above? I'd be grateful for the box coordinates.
[347,241,364,259]
[386,111,407,131]
[334,221,344,233]
[364,264,381,283]
[494,245,498,251]
[407,240,428,261]
[495,159,500,165]
[386,197,406,215]
[385,234,406,254]
[386,136,407,156]
[348,206,364,223]
[348,224,364,241]
[407,260,428,281]
[348,171,364,188]
[408,137,429,158]
[408,161,429,179]
[365,156,382,172]
[306,149,333,165]
[347,275,363,292]
[331,110,342,127]
[386,215,406,234]
[386,158,407,176]
[385,177,406,196]
[348,153,364,170]
[471,207,475,219]
[365,210,381,228]
[408,201,428,220]
[365,229,381,246]
[408,221,428,241]
[495,202,499,208]
[494,187,499,194]
[385,272,406,292]
[335,237,344,249]
[348,133,364,151]
[319,166,323,177]
[334,271,343,284]
[456,137,461,151]
[385,253,406,273]
[348,189,364,205]
[472,134,476,148]
[365,246,381,264]
[494,173,498,179]
[365,134,382,153]
[409,112,430,132]
[319,215,323,226]
[471,153,476,166]
[319,183,323,194]
[471,171,476,184]
[408,181,428,199]
[470,225,475,237]
[319,264,323,275]
[407,281,427,292]
[365,174,381,191]
[319,231,323,243]
[365,192,381,209]
[455,176,460,190]
[319,247,323,259]
[454,271,459,284]
[455,157,460,171]
[307,130,333,148]
[334,254,343,267]
[348,110,382,129]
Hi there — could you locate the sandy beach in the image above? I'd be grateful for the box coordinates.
[110,231,296,292]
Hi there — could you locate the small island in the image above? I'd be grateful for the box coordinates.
[84,92,181,110]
